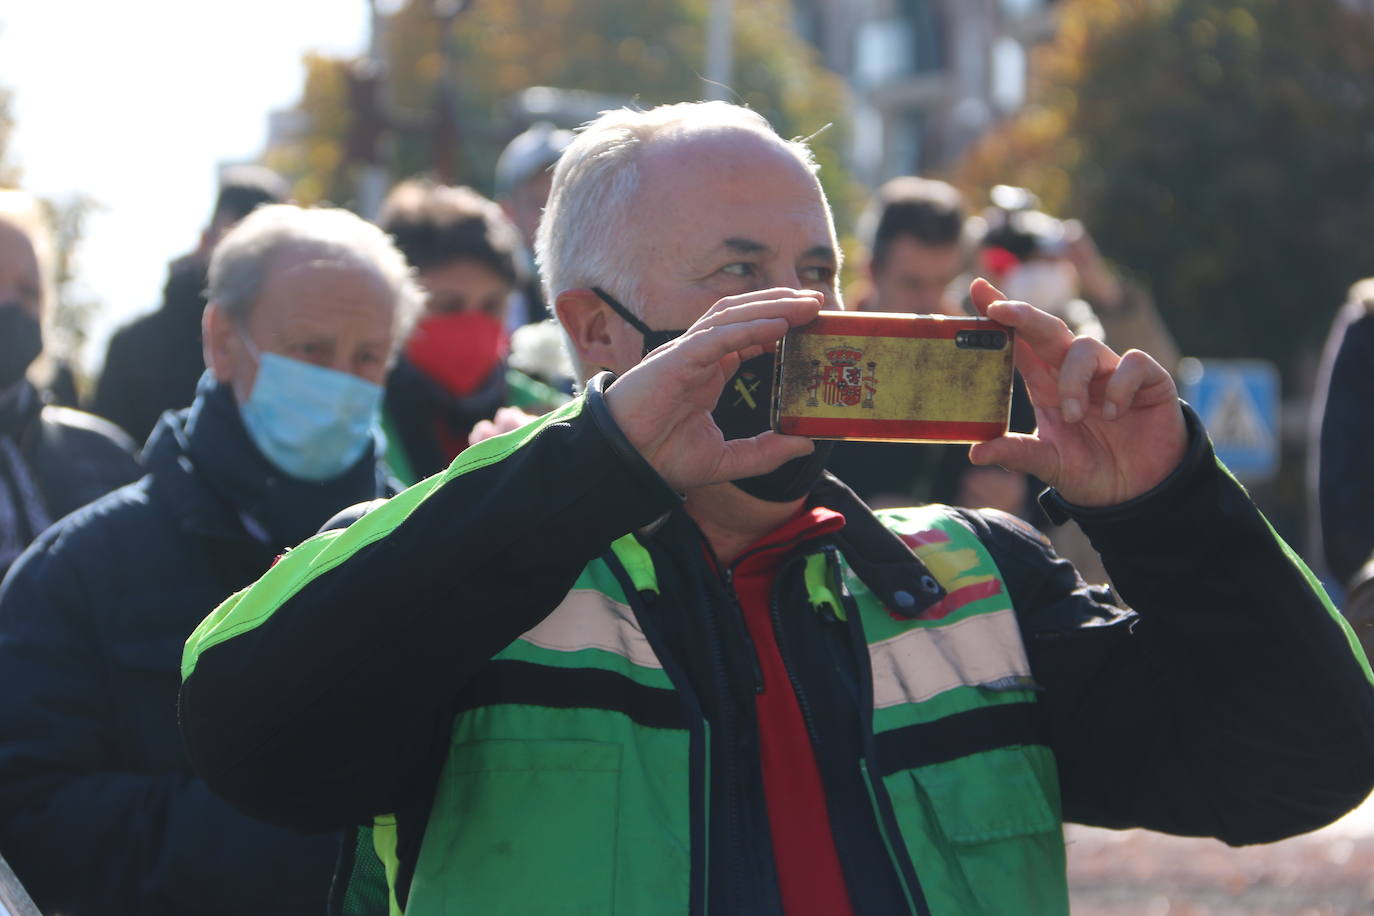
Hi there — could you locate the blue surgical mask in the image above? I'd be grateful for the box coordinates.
[238,342,382,482]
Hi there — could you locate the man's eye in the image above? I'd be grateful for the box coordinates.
[800,266,835,285]
[720,262,756,278]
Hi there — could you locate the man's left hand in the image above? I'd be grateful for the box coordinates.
[967,278,1186,507]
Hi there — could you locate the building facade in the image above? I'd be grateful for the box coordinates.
[793,0,1059,185]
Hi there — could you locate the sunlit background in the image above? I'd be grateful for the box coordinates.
[0,0,368,363]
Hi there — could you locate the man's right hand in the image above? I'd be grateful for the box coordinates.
[603,288,823,492]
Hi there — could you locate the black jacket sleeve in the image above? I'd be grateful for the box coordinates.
[179,380,682,833]
[0,522,338,916]
[970,405,1374,845]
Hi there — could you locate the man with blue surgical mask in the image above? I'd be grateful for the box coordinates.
[0,204,419,916]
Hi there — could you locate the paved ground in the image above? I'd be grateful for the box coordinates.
[1066,792,1374,914]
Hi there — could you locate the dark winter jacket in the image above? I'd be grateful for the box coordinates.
[0,378,393,915]
[382,355,566,484]
[180,379,1374,914]
[92,254,211,444]
[0,379,140,579]
[1314,301,1374,585]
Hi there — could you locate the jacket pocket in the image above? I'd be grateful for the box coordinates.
[406,739,623,915]
[886,745,1068,915]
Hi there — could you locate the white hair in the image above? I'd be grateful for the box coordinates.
[535,101,824,316]
[208,203,423,356]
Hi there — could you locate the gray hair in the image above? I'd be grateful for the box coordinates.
[208,203,423,355]
[535,101,823,316]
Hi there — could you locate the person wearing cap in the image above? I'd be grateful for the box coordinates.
[494,120,574,329]
[0,204,418,915]
[92,165,290,445]
[180,102,1374,915]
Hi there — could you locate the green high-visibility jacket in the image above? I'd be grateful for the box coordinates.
[180,381,1374,915]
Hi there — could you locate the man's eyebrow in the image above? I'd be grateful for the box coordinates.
[721,237,769,255]
[802,245,838,263]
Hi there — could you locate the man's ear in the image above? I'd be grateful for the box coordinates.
[555,288,619,373]
[202,303,236,383]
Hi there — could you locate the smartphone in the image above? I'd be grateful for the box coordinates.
[771,311,1014,443]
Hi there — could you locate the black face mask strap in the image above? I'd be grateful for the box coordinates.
[591,287,654,337]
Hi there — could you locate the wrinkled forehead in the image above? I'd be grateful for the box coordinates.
[628,130,836,252]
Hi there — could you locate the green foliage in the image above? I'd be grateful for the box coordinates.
[267,0,860,233]
[960,0,1374,383]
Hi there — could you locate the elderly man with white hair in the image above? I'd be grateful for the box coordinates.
[181,103,1374,916]
[0,204,420,915]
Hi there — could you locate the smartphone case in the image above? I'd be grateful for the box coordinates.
[772,311,1014,442]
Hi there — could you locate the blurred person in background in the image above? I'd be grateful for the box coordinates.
[0,204,417,915]
[378,180,566,485]
[830,176,1035,517]
[494,120,574,329]
[1312,278,1374,654]
[0,190,140,580]
[977,186,1181,583]
[978,185,1179,368]
[851,176,968,316]
[92,164,288,445]
[179,101,1374,916]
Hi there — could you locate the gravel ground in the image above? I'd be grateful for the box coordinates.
[1066,794,1374,914]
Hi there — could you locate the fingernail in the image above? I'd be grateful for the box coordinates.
[1062,398,1082,422]
[1102,401,1118,421]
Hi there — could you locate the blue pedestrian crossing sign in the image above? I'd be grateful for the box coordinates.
[1177,358,1280,482]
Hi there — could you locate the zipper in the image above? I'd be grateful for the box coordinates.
[696,574,751,910]
[860,759,921,915]
[768,552,823,746]
[721,567,766,693]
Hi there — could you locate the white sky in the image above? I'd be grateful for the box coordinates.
[0,0,370,372]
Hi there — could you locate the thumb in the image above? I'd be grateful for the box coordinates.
[970,277,1008,316]
[968,433,1060,487]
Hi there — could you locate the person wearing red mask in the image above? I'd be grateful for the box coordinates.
[378,181,566,483]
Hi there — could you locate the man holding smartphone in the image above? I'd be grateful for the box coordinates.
[181,102,1374,915]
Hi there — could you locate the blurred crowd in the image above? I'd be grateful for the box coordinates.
[0,107,1370,914]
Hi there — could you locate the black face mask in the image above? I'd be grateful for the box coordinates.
[0,305,42,390]
[592,287,832,502]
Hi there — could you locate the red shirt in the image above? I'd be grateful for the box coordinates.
[725,506,854,916]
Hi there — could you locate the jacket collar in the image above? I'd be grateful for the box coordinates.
[145,374,388,550]
[807,473,948,619]
[641,473,947,620]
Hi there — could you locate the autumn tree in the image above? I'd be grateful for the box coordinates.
[959,0,1374,383]
[266,0,859,232]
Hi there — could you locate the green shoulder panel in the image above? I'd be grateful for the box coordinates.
[181,397,586,681]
